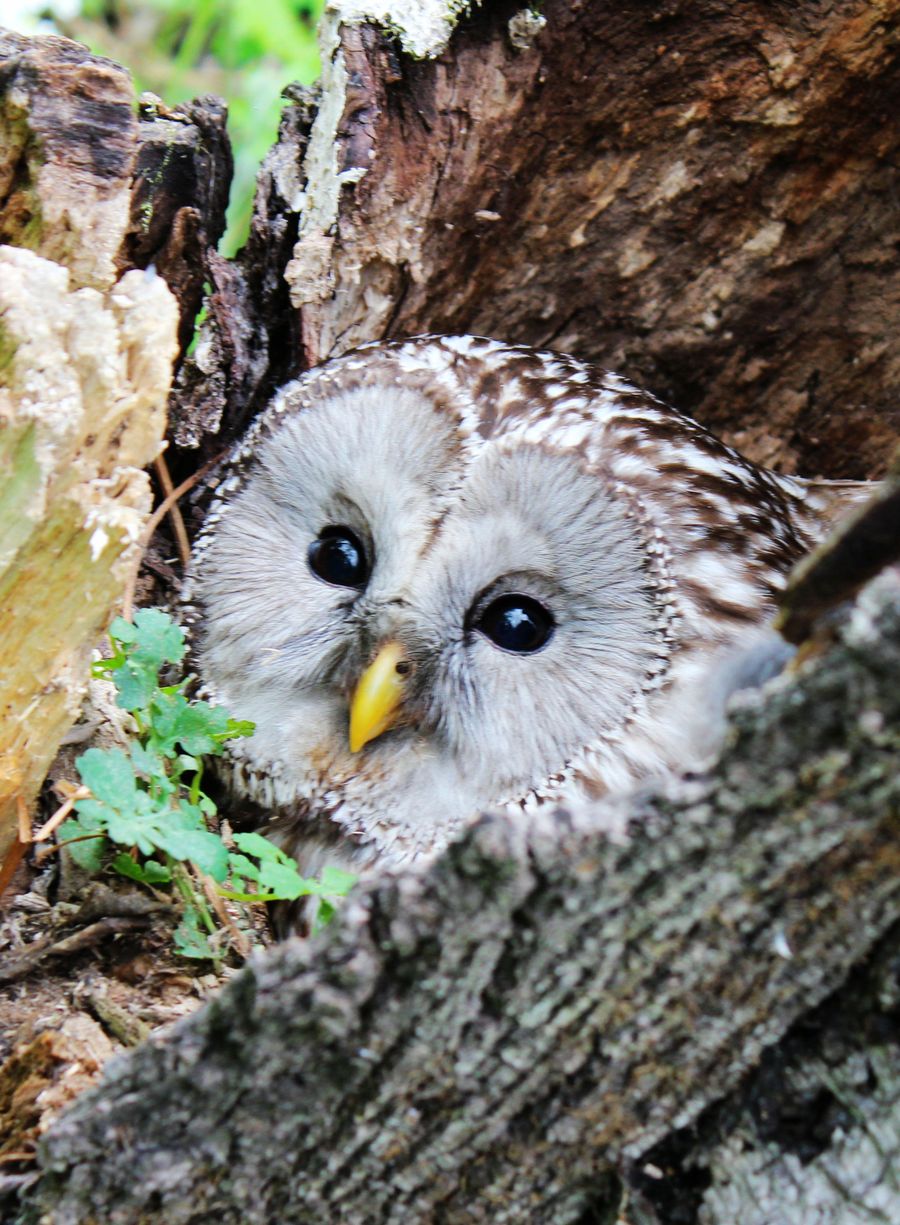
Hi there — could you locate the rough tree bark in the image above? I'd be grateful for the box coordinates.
[173,0,900,480]
[2,2,899,1221]
[25,572,900,1222]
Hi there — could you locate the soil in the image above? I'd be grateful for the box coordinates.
[0,845,268,1194]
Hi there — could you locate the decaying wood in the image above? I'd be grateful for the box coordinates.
[0,31,135,289]
[0,31,234,857]
[169,84,317,453]
[122,92,232,356]
[0,242,175,857]
[26,571,900,1223]
[0,916,152,988]
[0,1014,115,1166]
[172,0,900,482]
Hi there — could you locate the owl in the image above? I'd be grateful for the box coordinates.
[184,335,863,891]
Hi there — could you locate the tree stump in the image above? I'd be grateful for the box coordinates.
[1,2,899,1221]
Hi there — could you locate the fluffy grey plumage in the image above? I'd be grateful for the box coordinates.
[184,335,863,887]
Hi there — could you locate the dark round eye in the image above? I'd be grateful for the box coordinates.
[307,526,369,589]
[475,594,555,654]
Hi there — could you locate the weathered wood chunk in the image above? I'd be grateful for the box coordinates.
[0,33,181,856]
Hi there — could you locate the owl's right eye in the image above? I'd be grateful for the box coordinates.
[307,526,369,589]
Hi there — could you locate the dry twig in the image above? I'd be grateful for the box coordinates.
[121,450,227,621]
[153,453,191,568]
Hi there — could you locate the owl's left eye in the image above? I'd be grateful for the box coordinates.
[474,594,555,654]
[307,526,369,589]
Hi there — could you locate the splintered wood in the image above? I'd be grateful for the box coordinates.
[0,32,178,859]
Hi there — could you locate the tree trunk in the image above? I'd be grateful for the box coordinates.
[172,0,900,482]
[2,2,899,1221]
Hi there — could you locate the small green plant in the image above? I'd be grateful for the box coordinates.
[59,608,355,959]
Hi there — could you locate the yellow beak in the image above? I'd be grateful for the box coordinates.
[348,641,409,753]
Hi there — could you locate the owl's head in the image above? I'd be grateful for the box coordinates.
[187,336,812,871]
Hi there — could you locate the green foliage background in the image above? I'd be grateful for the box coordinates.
[47,0,325,253]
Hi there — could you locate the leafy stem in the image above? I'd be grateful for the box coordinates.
[59,609,357,961]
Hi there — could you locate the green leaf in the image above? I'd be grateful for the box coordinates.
[147,691,234,757]
[318,865,357,897]
[157,825,230,881]
[78,608,272,947]
[72,797,112,827]
[227,851,261,882]
[150,773,178,805]
[218,717,256,741]
[91,790,192,862]
[311,898,337,933]
[217,887,274,903]
[130,740,165,779]
[91,655,121,678]
[232,831,284,861]
[158,679,191,698]
[112,854,171,884]
[114,660,158,712]
[173,905,214,960]
[225,833,355,902]
[172,702,233,755]
[144,688,184,751]
[142,859,174,884]
[76,747,137,807]
[168,799,207,831]
[111,853,143,881]
[108,610,186,711]
[255,860,309,900]
[108,616,138,645]
[59,814,107,872]
[105,802,158,856]
[130,608,186,669]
